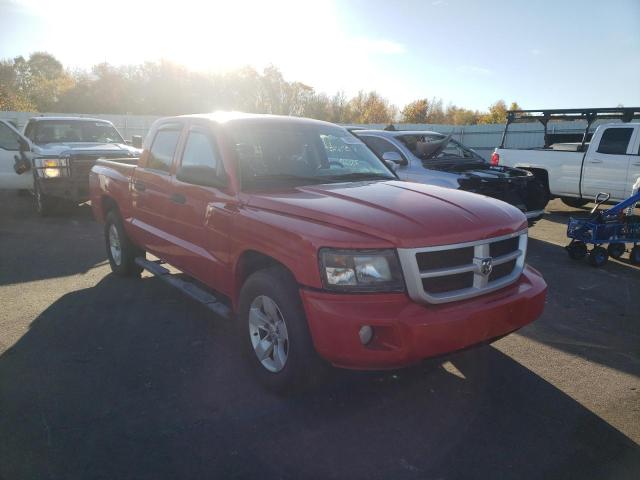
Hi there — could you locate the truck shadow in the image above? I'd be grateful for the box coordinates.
[0,192,105,286]
[522,237,640,379]
[1,275,638,480]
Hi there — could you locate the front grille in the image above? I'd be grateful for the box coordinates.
[422,272,474,293]
[416,247,473,270]
[490,237,519,257]
[397,230,527,304]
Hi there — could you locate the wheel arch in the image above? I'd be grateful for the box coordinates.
[520,167,550,195]
[233,250,298,311]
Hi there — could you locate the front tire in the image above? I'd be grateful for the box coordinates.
[34,182,57,216]
[630,246,640,265]
[589,246,609,267]
[105,210,143,277]
[238,266,325,392]
[567,241,587,260]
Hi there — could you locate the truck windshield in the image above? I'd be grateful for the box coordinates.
[398,134,481,162]
[230,124,396,188]
[28,120,125,144]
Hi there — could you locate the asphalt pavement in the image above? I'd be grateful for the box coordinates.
[0,191,639,480]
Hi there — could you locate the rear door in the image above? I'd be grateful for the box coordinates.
[129,122,184,263]
[165,121,235,289]
[582,126,635,201]
[0,120,32,190]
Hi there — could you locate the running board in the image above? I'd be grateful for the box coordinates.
[135,257,232,320]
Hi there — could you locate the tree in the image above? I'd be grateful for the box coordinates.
[347,91,395,124]
[444,104,480,125]
[400,98,429,123]
[478,100,507,124]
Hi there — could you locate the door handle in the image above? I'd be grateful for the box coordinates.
[171,193,186,204]
[588,159,603,164]
[133,180,145,192]
[633,162,640,167]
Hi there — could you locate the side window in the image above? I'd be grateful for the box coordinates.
[182,131,218,169]
[360,136,404,160]
[148,129,181,172]
[0,123,21,151]
[597,128,633,155]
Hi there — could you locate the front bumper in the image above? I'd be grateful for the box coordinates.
[301,265,546,370]
[37,177,89,202]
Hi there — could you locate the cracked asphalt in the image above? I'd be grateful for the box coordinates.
[0,192,638,479]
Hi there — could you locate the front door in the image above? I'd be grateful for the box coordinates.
[582,126,635,202]
[166,123,235,291]
[0,120,32,190]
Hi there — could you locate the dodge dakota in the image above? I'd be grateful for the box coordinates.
[90,112,547,391]
[492,107,640,207]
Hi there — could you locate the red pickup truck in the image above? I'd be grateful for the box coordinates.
[90,112,546,391]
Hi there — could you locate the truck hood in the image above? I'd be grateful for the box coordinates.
[32,142,141,157]
[248,180,527,248]
[430,161,531,180]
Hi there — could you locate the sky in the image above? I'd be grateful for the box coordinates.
[0,0,639,111]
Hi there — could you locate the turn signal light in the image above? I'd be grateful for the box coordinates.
[490,152,500,165]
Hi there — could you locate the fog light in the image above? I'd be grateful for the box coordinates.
[359,325,374,345]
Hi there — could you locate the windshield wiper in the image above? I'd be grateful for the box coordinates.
[322,172,393,182]
[244,174,327,185]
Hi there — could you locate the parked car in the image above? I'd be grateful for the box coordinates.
[492,107,640,207]
[90,112,547,392]
[0,116,142,215]
[354,129,549,221]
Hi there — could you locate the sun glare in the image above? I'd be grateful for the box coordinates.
[15,0,405,97]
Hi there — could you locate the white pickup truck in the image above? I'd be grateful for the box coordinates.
[491,108,640,207]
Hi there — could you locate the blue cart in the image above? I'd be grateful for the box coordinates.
[566,191,640,267]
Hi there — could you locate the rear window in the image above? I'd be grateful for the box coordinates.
[597,128,633,155]
[148,129,181,172]
[398,134,477,161]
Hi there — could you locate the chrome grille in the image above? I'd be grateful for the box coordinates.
[397,230,527,304]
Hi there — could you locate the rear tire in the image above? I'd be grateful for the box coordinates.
[105,210,144,277]
[34,182,57,217]
[238,266,326,393]
[562,197,589,209]
[607,243,625,260]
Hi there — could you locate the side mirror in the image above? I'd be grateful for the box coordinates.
[384,160,397,171]
[382,151,407,166]
[176,165,226,189]
[131,135,143,149]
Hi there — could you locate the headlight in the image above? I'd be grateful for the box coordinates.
[35,157,69,178]
[319,248,405,292]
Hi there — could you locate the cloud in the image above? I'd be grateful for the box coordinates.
[530,48,542,56]
[456,65,493,76]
